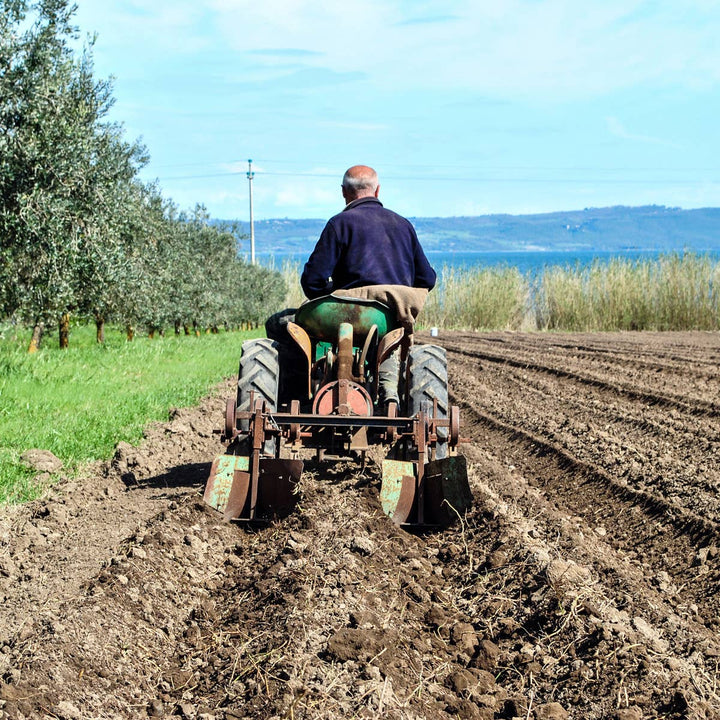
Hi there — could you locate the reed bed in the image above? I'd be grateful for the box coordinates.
[276,252,719,332]
[278,260,530,331]
[422,265,529,331]
[279,259,306,309]
[536,253,720,331]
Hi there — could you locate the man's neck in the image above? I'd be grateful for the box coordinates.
[344,195,381,209]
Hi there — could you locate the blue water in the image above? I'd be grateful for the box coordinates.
[426,249,687,275]
[254,249,719,276]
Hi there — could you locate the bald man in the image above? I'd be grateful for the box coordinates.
[301,165,436,298]
[269,165,436,407]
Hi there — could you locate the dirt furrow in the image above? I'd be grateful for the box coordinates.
[458,358,720,519]
[446,340,720,412]
[467,331,720,374]
[454,394,720,622]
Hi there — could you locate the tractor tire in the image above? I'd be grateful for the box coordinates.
[236,338,280,455]
[406,344,449,459]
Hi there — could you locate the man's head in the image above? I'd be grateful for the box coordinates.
[341,165,379,203]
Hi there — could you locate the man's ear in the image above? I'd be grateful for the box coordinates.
[374,185,380,198]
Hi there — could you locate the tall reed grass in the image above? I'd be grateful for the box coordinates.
[536,252,720,331]
[278,259,530,330]
[280,258,306,308]
[277,252,720,332]
[422,265,529,331]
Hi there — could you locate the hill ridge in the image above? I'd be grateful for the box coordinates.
[220,204,720,255]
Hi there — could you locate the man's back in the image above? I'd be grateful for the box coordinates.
[301,195,436,299]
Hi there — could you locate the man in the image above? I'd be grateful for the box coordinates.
[268,165,436,406]
[301,165,436,298]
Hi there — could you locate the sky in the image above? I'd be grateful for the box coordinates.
[72,0,720,221]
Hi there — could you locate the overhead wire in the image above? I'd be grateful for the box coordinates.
[143,159,718,184]
[151,168,718,185]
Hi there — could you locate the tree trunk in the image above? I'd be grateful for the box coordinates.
[183,324,190,336]
[95,314,105,344]
[148,328,155,339]
[28,322,44,354]
[59,313,70,349]
[126,324,135,342]
[174,321,181,335]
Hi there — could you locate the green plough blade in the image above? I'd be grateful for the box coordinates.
[204,454,249,514]
[203,454,303,521]
[381,455,471,528]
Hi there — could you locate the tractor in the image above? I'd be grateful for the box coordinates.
[203,294,471,529]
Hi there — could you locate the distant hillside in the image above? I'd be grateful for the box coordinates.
[224,205,720,257]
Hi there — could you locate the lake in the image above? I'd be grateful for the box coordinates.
[253,248,719,276]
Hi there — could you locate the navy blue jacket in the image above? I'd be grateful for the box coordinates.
[300,197,437,299]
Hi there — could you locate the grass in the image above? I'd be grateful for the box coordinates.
[278,252,720,332]
[422,264,529,331]
[0,323,261,503]
[536,252,720,331]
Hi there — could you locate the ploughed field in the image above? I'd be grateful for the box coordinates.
[1,331,719,719]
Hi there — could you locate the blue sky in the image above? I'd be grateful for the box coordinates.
[73,0,720,221]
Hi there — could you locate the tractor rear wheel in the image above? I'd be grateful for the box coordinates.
[406,344,449,459]
[237,338,280,455]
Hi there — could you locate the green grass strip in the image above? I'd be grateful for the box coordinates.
[0,324,261,504]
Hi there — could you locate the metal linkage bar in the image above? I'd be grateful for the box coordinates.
[235,411,450,431]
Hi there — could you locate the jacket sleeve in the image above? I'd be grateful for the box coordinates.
[411,232,437,290]
[301,221,341,299]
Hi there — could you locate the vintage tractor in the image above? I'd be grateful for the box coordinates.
[203,294,471,529]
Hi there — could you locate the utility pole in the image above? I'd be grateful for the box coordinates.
[247,158,255,264]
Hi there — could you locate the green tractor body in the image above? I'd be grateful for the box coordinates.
[203,295,471,528]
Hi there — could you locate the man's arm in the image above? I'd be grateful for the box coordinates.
[412,231,437,290]
[300,221,342,299]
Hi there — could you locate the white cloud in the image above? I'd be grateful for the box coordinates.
[73,0,720,218]
[606,116,683,148]
[79,0,720,98]
[268,168,340,209]
[274,184,338,209]
[201,0,720,98]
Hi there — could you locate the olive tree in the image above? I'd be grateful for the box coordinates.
[0,0,147,349]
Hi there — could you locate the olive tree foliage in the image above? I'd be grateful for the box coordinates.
[231,261,287,326]
[0,0,148,344]
[0,0,286,346]
[85,180,168,340]
[72,124,150,341]
[101,197,287,337]
[154,205,286,333]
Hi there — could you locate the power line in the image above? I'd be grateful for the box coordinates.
[148,156,720,173]
[150,168,719,185]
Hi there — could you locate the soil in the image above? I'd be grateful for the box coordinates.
[1,330,720,719]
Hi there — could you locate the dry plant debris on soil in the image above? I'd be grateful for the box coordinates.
[1,330,720,720]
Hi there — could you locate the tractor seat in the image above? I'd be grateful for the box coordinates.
[295,294,398,343]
